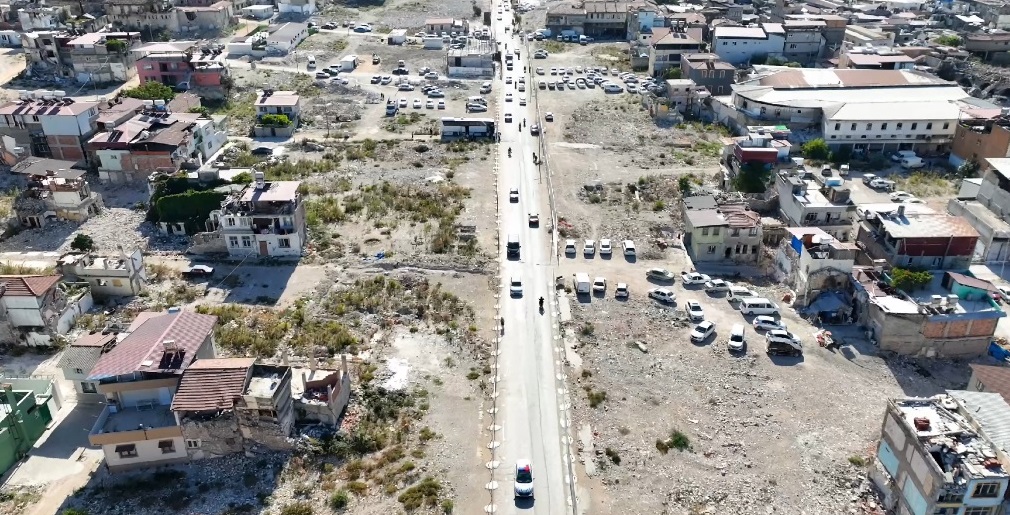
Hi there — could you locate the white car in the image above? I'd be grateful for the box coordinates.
[648,288,676,304]
[564,239,576,254]
[509,188,519,202]
[583,239,595,256]
[514,460,534,499]
[504,113,512,123]
[646,268,675,281]
[728,324,746,352]
[623,240,636,256]
[704,279,731,293]
[506,76,513,84]
[509,277,522,297]
[902,197,925,204]
[890,191,914,202]
[592,277,606,293]
[536,67,545,75]
[681,272,711,285]
[398,98,408,108]
[550,67,558,75]
[599,239,612,255]
[766,330,803,356]
[686,301,704,321]
[437,100,445,109]
[690,321,715,343]
[615,283,629,299]
[545,112,554,122]
[425,100,435,109]
[412,98,422,108]
[505,93,513,102]
[752,315,786,332]
[519,96,527,106]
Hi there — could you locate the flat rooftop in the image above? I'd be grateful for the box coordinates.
[863,270,1002,316]
[99,404,176,433]
[892,397,1008,483]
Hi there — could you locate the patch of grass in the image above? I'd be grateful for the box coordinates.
[261,158,341,181]
[848,455,867,467]
[896,171,955,198]
[669,430,691,451]
[441,499,454,513]
[194,304,288,357]
[539,40,564,53]
[584,387,607,408]
[604,447,621,465]
[346,481,367,495]
[419,427,436,442]
[580,322,595,336]
[279,502,314,515]
[397,477,442,510]
[328,490,349,510]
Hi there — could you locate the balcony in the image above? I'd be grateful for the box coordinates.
[89,403,181,445]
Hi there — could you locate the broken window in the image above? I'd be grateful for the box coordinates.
[278,238,291,248]
[158,440,175,454]
[186,439,201,449]
[81,382,96,393]
[115,444,137,458]
[973,482,1001,498]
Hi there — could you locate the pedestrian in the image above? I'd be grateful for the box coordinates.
[380,93,384,100]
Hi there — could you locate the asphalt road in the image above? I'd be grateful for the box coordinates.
[492,5,573,515]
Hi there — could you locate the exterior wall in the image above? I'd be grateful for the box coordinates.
[713,34,784,65]
[686,225,726,262]
[101,435,187,471]
[822,118,956,148]
[179,416,244,458]
[650,41,704,74]
[3,295,45,327]
[683,66,734,96]
[781,29,823,63]
[876,402,941,515]
[63,366,104,403]
[951,123,1010,165]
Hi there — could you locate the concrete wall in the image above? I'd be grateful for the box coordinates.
[876,402,940,515]
[102,436,188,472]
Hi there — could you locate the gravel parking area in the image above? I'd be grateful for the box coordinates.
[560,244,971,514]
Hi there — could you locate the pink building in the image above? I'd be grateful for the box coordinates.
[135,42,229,94]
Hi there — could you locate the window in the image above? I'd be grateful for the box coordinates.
[943,122,949,129]
[964,508,995,515]
[706,245,716,254]
[881,123,887,130]
[115,444,138,458]
[278,238,291,248]
[850,123,856,131]
[866,123,872,130]
[926,122,932,130]
[712,227,720,236]
[81,381,96,393]
[228,236,238,247]
[74,368,83,374]
[241,236,252,248]
[186,439,202,449]
[731,228,740,237]
[973,482,1001,498]
[911,123,917,130]
[158,440,176,454]
[896,123,903,130]
[702,228,709,236]
[749,227,758,236]
[751,245,758,254]
[834,123,840,131]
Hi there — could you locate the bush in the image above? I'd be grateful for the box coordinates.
[329,490,350,510]
[105,39,128,53]
[441,499,454,513]
[733,162,771,193]
[677,176,692,196]
[123,81,175,101]
[604,447,621,465]
[935,34,962,46]
[397,477,441,510]
[655,439,670,455]
[260,114,291,127]
[70,234,95,252]
[890,268,932,292]
[279,502,313,515]
[848,455,867,467]
[670,430,691,451]
[801,138,830,160]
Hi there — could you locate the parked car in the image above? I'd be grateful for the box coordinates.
[890,191,914,202]
[509,277,523,297]
[530,124,540,135]
[704,279,731,293]
[765,330,803,356]
[251,146,274,156]
[690,321,715,343]
[869,178,895,191]
[728,324,746,352]
[622,239,635,256]
[467,103,487,113]
[564,239,576,254]
[583,239,595,256]
[592,277,607,293]
[599,239,612,255]
[182,264,215,278]
[646,268,675,282]
[545,112,554,122]
[615,283,629,299]
[528,213,539,227]
[648,288,676,304]
[504,113,512,123]
[861,173,877,185]
[315,71,329,79]
[681,272,711,285]
[437,100,445,109]
[902,197,925,204]
[686,301,705,321]
[752,315,786,332]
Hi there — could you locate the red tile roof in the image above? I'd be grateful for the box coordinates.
[0,275,61,297]
[171,358,254,412]
[87,310,218,379]
[971,364,1010,404]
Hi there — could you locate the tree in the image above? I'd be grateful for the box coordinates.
[471,0,481,18]
[802,138,830,160]
[123,81,175,101]
[935,35,962,47]
[105,39,127,53]
[958,159,980,177]
[260,114,291,127]
[733,162,772,193]
[70,234,95,253]
[664,67,683,80]
[890,268,933,292]
[677,175,693,196]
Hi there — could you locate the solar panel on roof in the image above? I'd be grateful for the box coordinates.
[48,106,61,115]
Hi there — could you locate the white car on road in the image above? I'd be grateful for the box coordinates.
[681,272,711,285]
[648,288,676,304]
[509,277,522,297]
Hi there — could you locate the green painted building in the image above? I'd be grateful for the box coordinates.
[0,384,52,475]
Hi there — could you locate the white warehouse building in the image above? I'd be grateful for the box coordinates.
[713,68,998,154]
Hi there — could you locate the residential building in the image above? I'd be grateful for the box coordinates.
[876,396,1010,515]
[424,18,469,35]
[0,384,55,476]
[64,31,142,84]
[203,175,306,257]
[277,0,315,14]
[712,25,784,65]
[19,6,65,31]
[967,364,1010,405]
[88,106,226,184]
[446,44,495,79]
[852,267,1005,357]
[950,118,1010,168]
[779,20,825,64]
[266,23,308,54]
[0,275,93,347]
[681,53,735,96]
[775,227,857,308]
[58,331,118,403]
[856,205,979,270]
[583,1,630,39]
[837,46,915,70]
[715,68,986,154]
[776,170,856,241]
[57,249,146,298]
[11,160,103,228]
[546,3,587,36]
[682,195,763,263]
[136,42,230,94]
[0,92,100,163]
[86,309,218,472]
[106,0,181,34]
[965,32,1010,62]
[21,30,70,79]
[254,89,300,138]
[648,26,703,76]
[172,359,295,458]
[948,159,1010,264]
[664,79,700,113]
[175,0,234,33]
[292,358,352,427]
[842,25,895,49]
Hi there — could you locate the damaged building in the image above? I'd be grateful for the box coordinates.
[852,267,1006,357]
[11,158,103,228]
[775,227,857,311]
[291,358,352,427]
[875,396,1010,515]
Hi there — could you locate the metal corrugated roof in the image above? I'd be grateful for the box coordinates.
[948,390,1010,453]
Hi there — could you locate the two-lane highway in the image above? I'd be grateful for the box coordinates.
[491,4,573,515]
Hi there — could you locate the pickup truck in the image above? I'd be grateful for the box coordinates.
[869,178,895,191]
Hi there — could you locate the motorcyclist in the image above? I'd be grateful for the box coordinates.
[508,147,512,157]
[539,297,544,310]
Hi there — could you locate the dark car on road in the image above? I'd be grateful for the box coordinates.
[182,265,215,278]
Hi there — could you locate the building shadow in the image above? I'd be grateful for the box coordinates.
[216,262,299,305]
[29,403,103,460]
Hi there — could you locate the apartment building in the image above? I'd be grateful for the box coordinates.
[106,0,181,34]
[86,309,217,472]
[57,249,146,298]
[842,25,895,49]
[681,53,735,96]
[546,3,587,35]
[780,20,825,64]
[776,170,856,241]
[424,18,469,35]
[9,157,100,226]
[712,25,784,65]
[277,0,315,15]
[135,42,230,93]
[774,227,856,308]
[876,396,1010,515]
[0,92,100,163]
[965,32,1010,62]
[205,175,306,257]
[64,31,142,84]
[175,0,234,32]
[856,205,979,270]
[647,26,703,75]
[682,195,762,264]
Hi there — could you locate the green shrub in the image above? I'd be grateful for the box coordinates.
[329,490,349,510]
[279,502,313,515]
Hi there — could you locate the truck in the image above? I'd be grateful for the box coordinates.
[900,156,925,169]
[573,273,591,294]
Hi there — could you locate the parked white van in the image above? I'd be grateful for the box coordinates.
[739,297,780,316]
